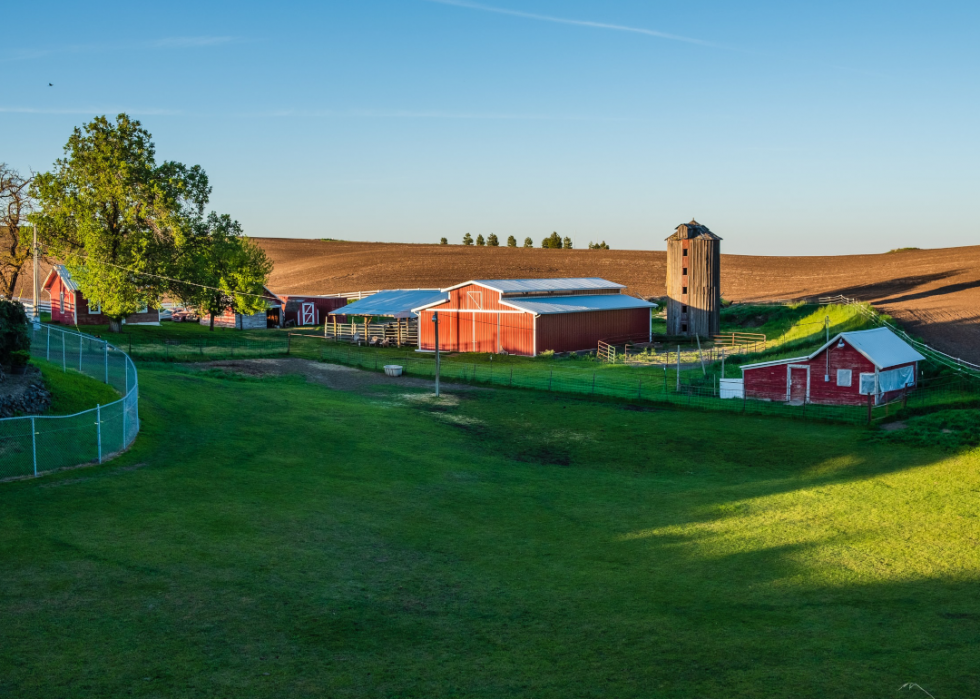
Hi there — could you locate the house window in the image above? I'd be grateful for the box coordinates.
[836,369,852,387]
[682,286,688,295]
[60,291,65,310]
[682,267,688,275]
[681,305,688,312]
[683,249,688,257]
[86,299,101,315]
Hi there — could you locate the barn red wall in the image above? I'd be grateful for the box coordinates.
[535,308,651,353]
[46,277,75,324]
[281,296,347,326]
[418,284,535,355]
[744,342,917,406]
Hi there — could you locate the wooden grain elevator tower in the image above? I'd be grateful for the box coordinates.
[666,219,721,337]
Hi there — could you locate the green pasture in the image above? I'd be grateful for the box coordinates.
[1,363,978,697]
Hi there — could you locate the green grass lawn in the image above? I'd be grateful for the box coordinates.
[0,363,978,697]
[33,357,120,415]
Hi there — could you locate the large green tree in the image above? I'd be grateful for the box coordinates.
[32,114,267,332]
[176,214,272,331]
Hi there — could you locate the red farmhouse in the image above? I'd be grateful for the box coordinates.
[740,327,924,406]
[43,265,160,326]
[414,278,653,356]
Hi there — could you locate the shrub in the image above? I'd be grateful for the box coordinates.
[0,299,30,365]
[507,236,517,247]
[439,237,448,245]
[538,349,555,358]
[523,237,533,248]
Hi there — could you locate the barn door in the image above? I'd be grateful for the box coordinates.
[787,365,809,404]
[300,302,315,326]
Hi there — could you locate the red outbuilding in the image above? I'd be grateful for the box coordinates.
[273,294,349,327]
[414,278,653,356]
[740,327,924,406]
[43,265,160,326]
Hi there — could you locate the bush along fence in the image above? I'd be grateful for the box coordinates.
[0,325,139,480]
[286,335,980,425]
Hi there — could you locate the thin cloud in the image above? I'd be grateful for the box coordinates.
[2,36,238,62]
[424,0,718,48]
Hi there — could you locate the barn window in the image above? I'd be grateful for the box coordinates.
[683,249,688,257]
[682,267,688,275]
[682,286,688,295]
[836,369,852,387]
[681,323,687,332]
[467,290,483,310]
[60,291,64,310]
[681,305,687,312]
[858,373,876,395]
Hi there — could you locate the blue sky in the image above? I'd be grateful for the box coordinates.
[5,0,978,254]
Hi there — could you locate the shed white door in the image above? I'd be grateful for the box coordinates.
[300,302,315,326]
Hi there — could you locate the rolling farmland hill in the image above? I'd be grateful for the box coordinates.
[254,238,980,362]
[14,239,978,362]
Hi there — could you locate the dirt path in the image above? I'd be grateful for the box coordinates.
[186,358,477,394]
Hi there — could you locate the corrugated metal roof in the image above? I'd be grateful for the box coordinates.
[504,294,654,315]
[740,327,924,372]
[469,278,625,294]
[328,289,447,319]
[50,265,80,292]
[833,327,925,368]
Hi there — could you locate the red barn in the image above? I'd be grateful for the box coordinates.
[42,265,160,326]
[740,327,924,406]
[414,278,653,356]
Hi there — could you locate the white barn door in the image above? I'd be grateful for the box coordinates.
[300,302,315,326]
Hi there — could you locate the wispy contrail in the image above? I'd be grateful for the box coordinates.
[424,0,717,47]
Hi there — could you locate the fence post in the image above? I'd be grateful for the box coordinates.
[549,370,553,391]
[78,338,82,371]
[96,404,102,464]
[104,342,108,383]
[123,388,128,446]
[592,372,596,395]
[46,325,51,360]
[638,381,642,400]
[663,366,668,402]
[509,367,513,387]
[867,394,873,425]
[31,416,37,477]
[62,332,66,372]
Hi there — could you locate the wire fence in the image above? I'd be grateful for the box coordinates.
[287,335,980,425]
[118,332,291,360]
[0,325,139,480]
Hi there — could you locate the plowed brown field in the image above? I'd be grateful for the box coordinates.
[254,238,980,362]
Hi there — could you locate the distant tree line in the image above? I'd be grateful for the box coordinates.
[444,232,609,250]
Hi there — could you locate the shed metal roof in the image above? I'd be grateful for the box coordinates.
[458,278,625,294]
[328,289,447,319]
[503,294,654,315]
[43,265,79,292]
[740,327,924,372]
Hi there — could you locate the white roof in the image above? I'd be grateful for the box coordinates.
[741,327,924,372]
[328,289,447,319]
[448,278,625,294]
[504,294,654,315]
[826,327,925,368]
[44,265,80,292]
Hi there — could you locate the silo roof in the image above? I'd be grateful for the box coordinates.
[666,219,722,241]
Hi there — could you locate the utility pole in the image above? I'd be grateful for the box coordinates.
[32,226,40,324]
[433,312,441,397]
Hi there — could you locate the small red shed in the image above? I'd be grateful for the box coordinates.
[199,286,282,329]
[414,278,653,356]
[273,294,349,328]
[42,265,160,326]
[740,327,925,406]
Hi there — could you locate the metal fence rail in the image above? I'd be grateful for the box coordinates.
[0,325,139,480]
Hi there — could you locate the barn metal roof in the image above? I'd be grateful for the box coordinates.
[503,294,654,315]
[43,265,80,292]
[328,289,447,319]
[740,327,924,372]
[460,278,625,294]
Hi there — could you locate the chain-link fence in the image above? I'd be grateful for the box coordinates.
[0,325,139,480]
[286,335,980,426]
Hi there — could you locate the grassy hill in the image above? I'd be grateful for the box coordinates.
[0,363,978,697]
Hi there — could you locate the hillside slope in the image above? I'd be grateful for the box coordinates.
[254,238,980,362]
